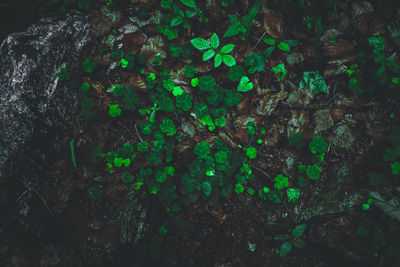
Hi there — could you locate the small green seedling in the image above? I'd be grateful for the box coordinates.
[288,132,304,150]
[271,63,287,82]
[263,37,299,58]
[191,33,236,68]
[109,104,122,117]
[309,135,328,155]
[287,188,300,203]
[274,174,289,190]
[306,164,321,180]
[276,224,306,258]
[82,59,96,73]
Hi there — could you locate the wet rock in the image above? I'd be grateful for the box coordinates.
[0,11,90,181]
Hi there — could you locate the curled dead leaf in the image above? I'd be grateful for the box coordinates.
[255,89,287,116]
[351,1,385,36]
[262,8,284,39]
[121,73,147,93]
[140,35,167,63]
[122,32,145,55]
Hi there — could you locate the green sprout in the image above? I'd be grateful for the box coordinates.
[288,132,304,150]
[81,82,90,92]
[191,33,236,68]
[245,146,257,159]
[159,119,176,136]
[69,139,77,168]
[287,188,300,203]
[108,104,122,117]
[309,135,328,155]
[274,174,289,190]
[234,183,244,194]
[276,224,306,258]
[271,63,287,82]
[306,164,321,180]
[244,53,264,74]
[82,59,96,73]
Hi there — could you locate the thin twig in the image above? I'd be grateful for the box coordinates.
[135,123,144,143]
[252,31,267,50]
[252,165,272,179]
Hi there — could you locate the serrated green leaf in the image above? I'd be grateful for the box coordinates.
[214,53,223,68]
[170,16,184,26]
[191,37,210,50]
[221,44,235,54]
[180,0,196,8]
[277,41,291,52]
[210,33,220,49]
[203,49,215,61]
[222,54,236,67]
[224,25,240,38]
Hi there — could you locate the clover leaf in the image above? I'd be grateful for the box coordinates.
[309,135,328,155]
[245,146,257,159]
[234,183,244,194]
[306,164,321,180]
[245,53,264,73]
[228,65,246,82]
[274,174,289,190]
[194,141,210,158]
[198,75,216,92]
[176,92,193,111]
[82,59,96,73]
[160,119,176,136]
[109,104,121,117]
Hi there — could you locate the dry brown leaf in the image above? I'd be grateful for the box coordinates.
[262,8,284,39]
[122,32,145,55]
[322,39,354,58]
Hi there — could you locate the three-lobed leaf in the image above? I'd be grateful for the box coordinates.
[237,76,253,92]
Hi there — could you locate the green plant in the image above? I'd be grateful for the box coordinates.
[237,76,253,92]
[223,0,260,41]
[245,146,257,159]
[244,53,264,74]
[306,164,321,180]
[81,82,90,92]
[108,104,122,117]
[274,174,289,190]
[287,188,300,203]
[263,38,299,58]
[88,185,103,200]
[276,224,306,258]
[82,59,96,73]
[191,33,236,68]
[288,132,305,150]
[299,71,329,94]
[309,135,328,155]
[227,65,246,82]
[57,67,70,81]
[271,63,287,82]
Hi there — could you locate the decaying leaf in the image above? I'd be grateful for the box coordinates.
[255,89,287,116]
[262,8,284,39]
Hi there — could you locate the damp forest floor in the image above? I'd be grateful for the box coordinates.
[2,0,400,266]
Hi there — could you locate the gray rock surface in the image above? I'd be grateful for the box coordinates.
[0,12,90,181]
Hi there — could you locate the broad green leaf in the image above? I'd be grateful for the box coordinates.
[221,44,235,54]
[222,54,236,67]
[263,37,276,45]
[203,49,215,61]
[292,224,306,237]
[191,37,210,50]
[180,0,196,8]
[214,53,223,68]
[224,25,240,38]
[277,41,291,52]
[263,46,275,58]
[210,33,220,49]
[185,9,197,17]
[170,16,183,26]
[202,181,212,196]
[285,39,299,47]
[237,76,253,92]
[280,241,292,258]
